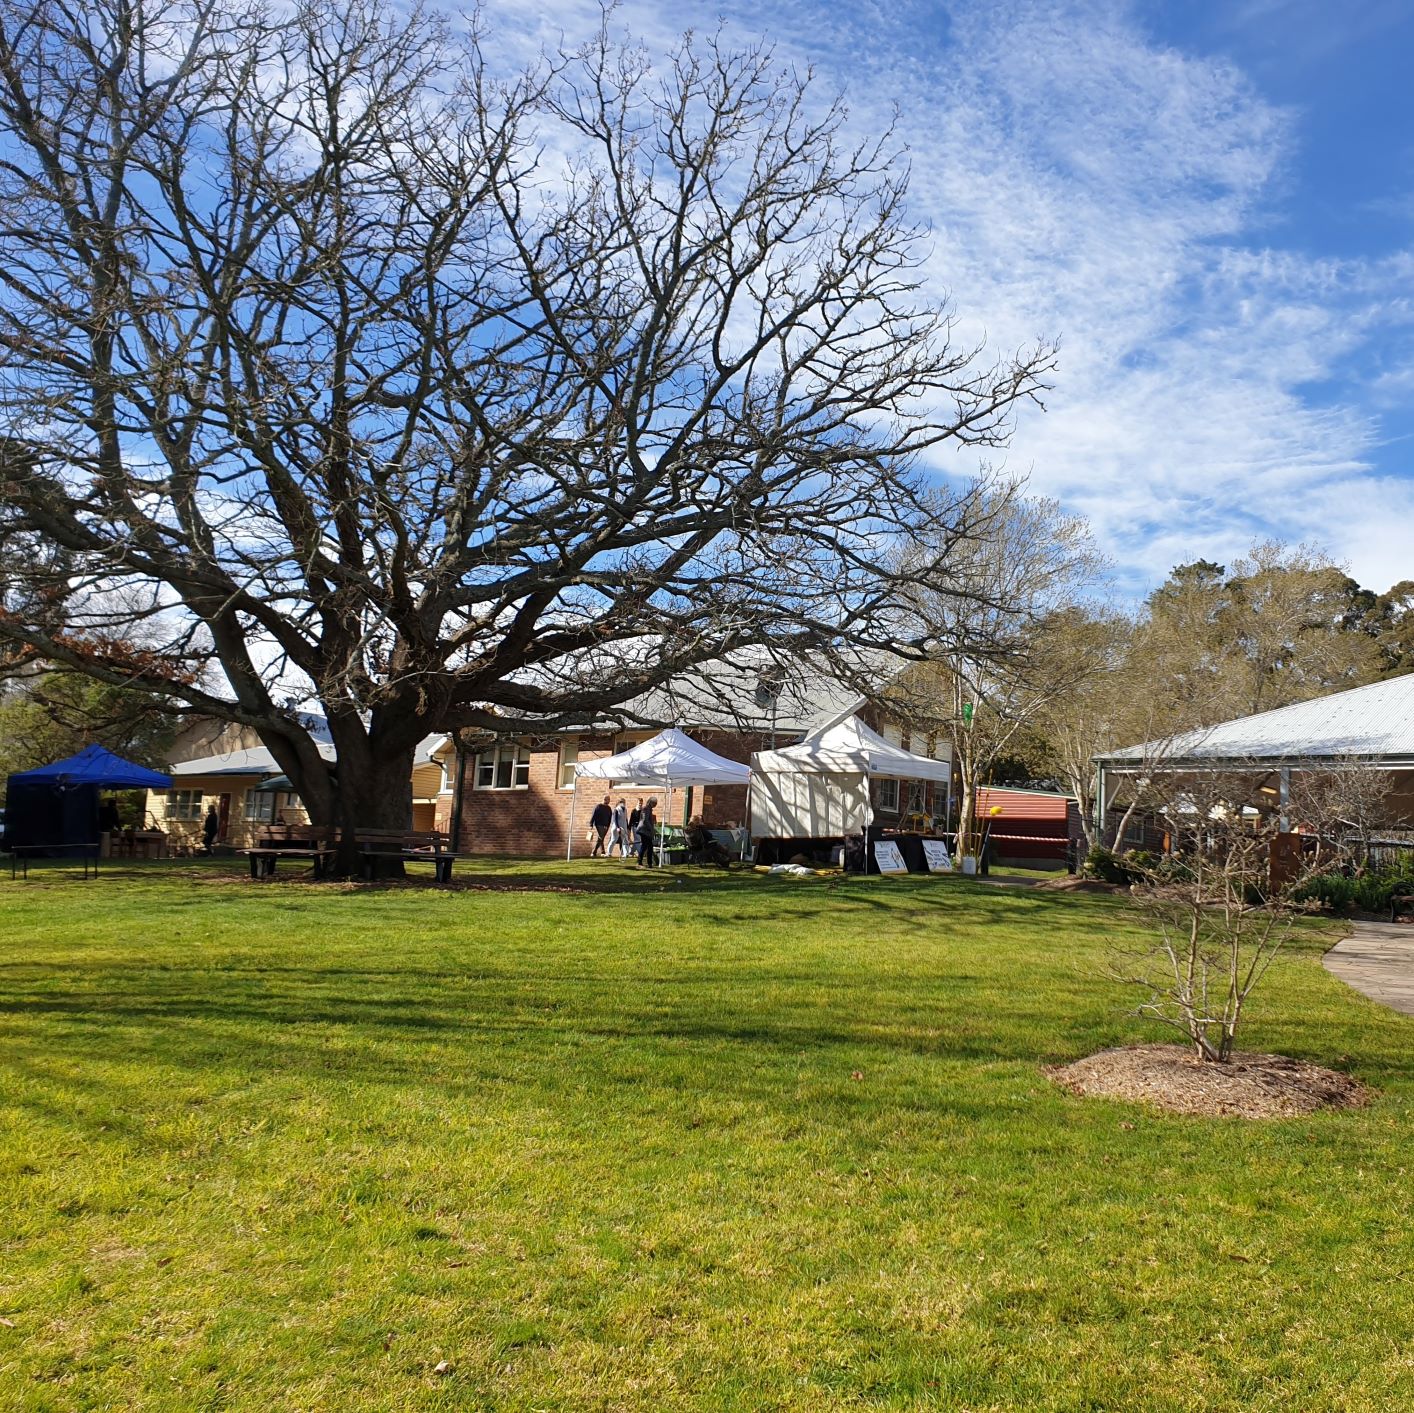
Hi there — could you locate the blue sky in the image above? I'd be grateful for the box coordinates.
[487,0,1413,594]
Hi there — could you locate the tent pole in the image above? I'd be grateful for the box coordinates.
[864,771,872,872]
[742,776,753,860]
[566,782,578,862]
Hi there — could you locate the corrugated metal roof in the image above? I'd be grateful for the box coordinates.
[170,734,446,778]
[470,646,882,738]
[1098,673,1414,766]
[588,654,866,737]
[974,786,1071,820]
[414,734,449,766]
[169,743,337,777]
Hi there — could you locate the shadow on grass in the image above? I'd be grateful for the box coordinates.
[2,959,1403,1089]
[1,855,1121,908]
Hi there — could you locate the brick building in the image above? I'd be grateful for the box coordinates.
[453,726,760,859]
[146,665,960,859]
[449,669,951,859]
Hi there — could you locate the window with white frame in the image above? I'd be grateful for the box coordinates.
[876,778,899,813]
[558,737,579,789]
[474,742,531,790]
[880,722,903,748]
[166,789,204,821]
[244,790,296,822]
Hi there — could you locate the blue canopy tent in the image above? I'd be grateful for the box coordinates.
[5,746,172,868]
[10,744,173,790]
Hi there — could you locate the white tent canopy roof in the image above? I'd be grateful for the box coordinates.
[752,716,952,781]
[573,728,751,787]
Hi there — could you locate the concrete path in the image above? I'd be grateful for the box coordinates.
[1323,921,1414,1018]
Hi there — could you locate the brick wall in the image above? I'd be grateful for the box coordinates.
[458,734,605,858]
[455,730,766,858]
[450,714,956,858]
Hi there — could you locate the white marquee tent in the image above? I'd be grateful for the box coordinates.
[569,728,752,861]
[750,716,952,839]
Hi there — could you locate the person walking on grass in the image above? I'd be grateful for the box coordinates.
[609,797,631,857]
[636,796,658,867]
[589,795,613,857]
[202,804,219,855]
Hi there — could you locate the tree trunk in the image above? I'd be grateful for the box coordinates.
[1107,795,1142,854]
[956,772,976,859]
[1069,775,1097,852]
[332,745,416,877]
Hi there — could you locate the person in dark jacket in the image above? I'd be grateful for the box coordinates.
[589,796,613,857]
[686,816,732,868]
[635,797,658,867]
[202,804,220,854]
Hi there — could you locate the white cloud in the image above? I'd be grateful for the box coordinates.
[480,0,1414,593]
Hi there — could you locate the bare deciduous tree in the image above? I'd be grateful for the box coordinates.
[1287,759,1399,871]
[887,489,1101,857]
[1024,607,1133,850]
[1107,768,1379,1063]
[0,0,1053,863]
[1107,776,1289,1062]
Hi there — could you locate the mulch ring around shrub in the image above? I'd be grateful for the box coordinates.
[1045,1044,1370,1119]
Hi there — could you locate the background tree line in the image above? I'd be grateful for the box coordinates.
[888,525,1413,852]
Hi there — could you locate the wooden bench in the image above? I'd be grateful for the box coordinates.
[354,829,458,883]
[1391,888,1414,924]
[244,825,337,879]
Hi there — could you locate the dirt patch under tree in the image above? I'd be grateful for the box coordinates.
[1032,876,1124,895]
[1045,1044,1369,1119]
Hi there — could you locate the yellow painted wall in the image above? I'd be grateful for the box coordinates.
[146,778,309,852]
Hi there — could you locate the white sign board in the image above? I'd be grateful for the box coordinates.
[921,840,954,872]
[874,840,908,874]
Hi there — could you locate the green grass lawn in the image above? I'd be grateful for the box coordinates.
[2,858,1412,1411]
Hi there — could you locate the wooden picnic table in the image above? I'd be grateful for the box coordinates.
[243,826,461,881]
[354,829,459,882]
[243,825,338,879]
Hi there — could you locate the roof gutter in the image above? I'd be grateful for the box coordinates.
[1093,754,1414,770]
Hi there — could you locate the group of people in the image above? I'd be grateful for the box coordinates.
[588,796,738,868]
[588,795,658,865]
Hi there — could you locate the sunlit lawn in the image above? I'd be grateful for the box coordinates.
[1,856,1412,1410]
